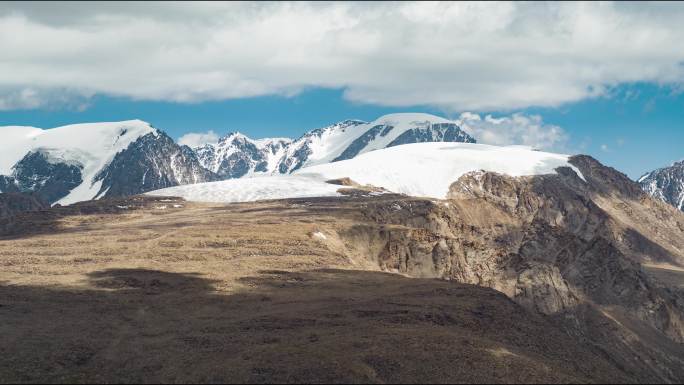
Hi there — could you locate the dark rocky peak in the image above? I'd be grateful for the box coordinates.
[569,155,646,200]
[639,159,684,211]
[94,131,218,198]
[217,131,248,145]
[332,124,395,162]
[193,131,286,178]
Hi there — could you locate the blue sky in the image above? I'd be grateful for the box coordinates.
[526,83,684,179]
[1,84,682,180]
[2,2,684,180]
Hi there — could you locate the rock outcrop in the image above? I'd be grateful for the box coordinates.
[0,150,83,204]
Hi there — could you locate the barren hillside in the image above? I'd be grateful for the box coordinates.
[1,192,683,383]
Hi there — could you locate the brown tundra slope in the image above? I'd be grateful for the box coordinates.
[0,156,683,383]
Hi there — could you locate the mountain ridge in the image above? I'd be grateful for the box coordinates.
[0,120,217,205]
[0,113,475,206]
[194,113,476,177]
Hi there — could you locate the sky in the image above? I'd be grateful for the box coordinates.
[1,1,683,179]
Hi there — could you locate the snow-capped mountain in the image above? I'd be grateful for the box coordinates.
[275,113,476,173]
[639,160,684,211]
[149,142,583,203]
[0,113,473,205]
[0,120,217,205]
[194,133,291,179]
[194,113,476,177]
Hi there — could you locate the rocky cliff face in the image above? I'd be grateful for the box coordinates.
[94,131,218,198]
[387,122,475,147]
[0,150,83,204]
[640,160,684,212]
[333,155,684,382]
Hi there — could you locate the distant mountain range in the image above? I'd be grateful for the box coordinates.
[192,113,475,177]
[3,112,683,213]
[0,113,475,205]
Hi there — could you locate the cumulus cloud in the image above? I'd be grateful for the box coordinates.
[178,130,219,148]
[2,2,684,111]
[457,112,568,151]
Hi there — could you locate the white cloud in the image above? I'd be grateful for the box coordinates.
[0,88,42,110]
[457,112,568,151]
[601,144,610,152]
[178,130,219,148]
[2,2,684,111]
[0,87,92,111]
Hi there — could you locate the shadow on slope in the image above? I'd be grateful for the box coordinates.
[0,195,186,240]
[0,268,634,384]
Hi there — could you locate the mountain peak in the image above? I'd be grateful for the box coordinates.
[337,119,367,126]
[639,160,684,211]
[219,131,248,142]
[0,119,211,205]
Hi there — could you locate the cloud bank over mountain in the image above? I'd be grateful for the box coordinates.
[457,112,569,151]
[2,2,684,112]
[178,130,220,148]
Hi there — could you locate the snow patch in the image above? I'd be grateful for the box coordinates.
[312,231,327,240]
[147,174,341,203]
